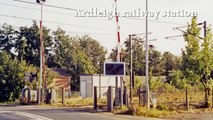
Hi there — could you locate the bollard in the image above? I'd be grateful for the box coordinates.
[45,89,51,104]
[107,86,113,112]
[123,86,128,106]
[62,88,65,105]
[27,88,31,104]
[40,88,43,104]
[114,88,120,106]
[37,88,39,104]
[94,86,98,110]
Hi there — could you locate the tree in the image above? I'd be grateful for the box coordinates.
[0,51,36,102]
[0,23,18,57]
[122,36,146,75]
[78,35,107,74]
[182,17,213,107]
[149,48,162,76]
[161,52,175,77]
[161,52,182,83]
[167,70,185,89]
[16,21,53,66]
[51,28,104,90]
[199,22,213,107]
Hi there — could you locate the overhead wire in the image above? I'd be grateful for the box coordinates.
[12,0,183,26]
[0,14,117,36]
[0,2,74,16]
[0,13,111,31]
[13,0,78,11]
[122,17,183,26]
[1,0,187,39]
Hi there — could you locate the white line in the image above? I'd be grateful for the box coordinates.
[0,111,13,113]
[14,111,53,120]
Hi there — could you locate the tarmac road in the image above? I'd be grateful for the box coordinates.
[0,105,161,120]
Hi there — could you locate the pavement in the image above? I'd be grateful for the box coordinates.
[0,105,162,120]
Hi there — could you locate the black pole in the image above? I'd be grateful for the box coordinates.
[94,86,98,109]
[62,88,65,105]
[204,21,206,38]
[129,35,133,102]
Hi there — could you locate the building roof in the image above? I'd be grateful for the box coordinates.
[49,68,71,90]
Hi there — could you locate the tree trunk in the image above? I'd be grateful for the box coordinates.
[212,87,213,108]
[204,74,209,108]
[186,88,189,111]
[205,87,209,107]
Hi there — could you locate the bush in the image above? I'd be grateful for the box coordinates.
[134,105,176,118]
[71,91,80,98]
[156,104,169,111]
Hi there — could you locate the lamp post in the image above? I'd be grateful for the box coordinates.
[145,0,150,110]
[36,0,45,105]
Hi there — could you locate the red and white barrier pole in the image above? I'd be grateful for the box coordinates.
[114,0,121,62]
[114,0,123,106]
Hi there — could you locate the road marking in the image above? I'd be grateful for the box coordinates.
[0,111,13,113]
[15,112,53,120]
[0,111,53,120]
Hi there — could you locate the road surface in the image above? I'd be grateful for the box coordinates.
[0,105,161,120]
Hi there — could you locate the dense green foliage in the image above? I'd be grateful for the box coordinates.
[0,22,107,101]
[51,28,106,90]
[109,36,182,77]
[0,52,36,102]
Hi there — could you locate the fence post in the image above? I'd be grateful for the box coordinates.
[94,86,98,109]
[62,88,65,105]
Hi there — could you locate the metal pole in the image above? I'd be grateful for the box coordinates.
[36,71,39,103]
[129,35,133,102]
[38,1,44,105]
[99,63,101,98]
[145,0,150,110]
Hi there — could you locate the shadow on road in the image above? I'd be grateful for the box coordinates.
[0,104,108,114]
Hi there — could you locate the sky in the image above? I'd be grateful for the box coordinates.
[0,0,212,56]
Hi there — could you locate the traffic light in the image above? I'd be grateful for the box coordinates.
[104,62,125,76]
